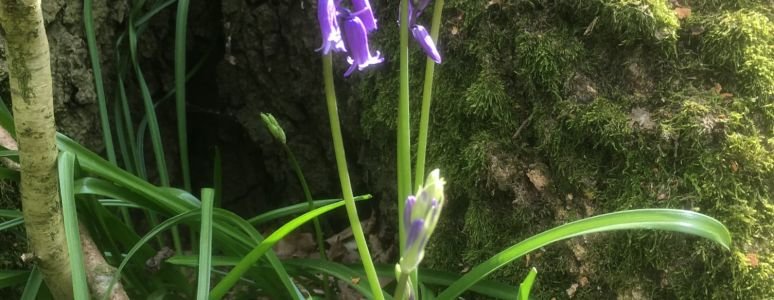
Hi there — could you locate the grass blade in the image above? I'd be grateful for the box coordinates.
[0,96,15,137]
[0,167,20,181]
[211,209,302,299]
[247,194,372,225]
[197,188,215,299]
[102,209,201,300]
[98,199,144,209]
[20,267,43,300]
[58,133,301,296]
[0,209,22,218]
[517,268,537,300]
[84,0,116,164]
[209,199,357,299]
[57,152,89,299]
[213,147,222,207]
[175,0,192,191]
[0,217,23,231]
[127,1,170,188]
[436,209,732,299]
[0,270,28,289]
[283,259,390,299]
[358,263,519,299]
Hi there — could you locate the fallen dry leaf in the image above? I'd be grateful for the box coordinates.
[566,283,579,298]
[746,253,759,267]
[526,169,549,191]
[675,7,691,20]
[629,107,656,130]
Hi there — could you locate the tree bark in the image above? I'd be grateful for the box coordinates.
[0,0,72,298]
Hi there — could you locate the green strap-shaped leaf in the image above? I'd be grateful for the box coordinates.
[20,267,43,300]
[57,152,89,299]
[196,189,215,299]
[0,270,29,289]
[209,199,356,299]
[517,268,537,300]
[436,209,731,299]
[247,194,372,225]
[0,217,23,231]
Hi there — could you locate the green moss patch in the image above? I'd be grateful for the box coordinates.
[361,0,774,298]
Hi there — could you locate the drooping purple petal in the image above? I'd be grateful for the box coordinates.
[411,25,441,63]
[406,219,425,249]
[341,16,384,77]
[317,0,345,54]
[351,0,377,31]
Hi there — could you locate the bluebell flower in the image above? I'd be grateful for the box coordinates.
[317,0,345,54]
[399,169,445,273]
[351,0,377,32]
[341,15,384,77]
[403,0,442,63]
[411,25,441,63]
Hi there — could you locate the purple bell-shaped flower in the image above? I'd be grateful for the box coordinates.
[317,0,346,54]
[403,0,442,64]
[351,0,378,32]
[341,15,384,77]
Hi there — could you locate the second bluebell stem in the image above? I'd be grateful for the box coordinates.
[398,0,413,255]
[322,53,386,300]
[414,0,444,190]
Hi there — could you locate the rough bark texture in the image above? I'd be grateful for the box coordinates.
[0,0,72,298]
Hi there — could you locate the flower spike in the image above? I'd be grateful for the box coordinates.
[398,169,446,273]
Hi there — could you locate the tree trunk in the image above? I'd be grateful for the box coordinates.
[0,0,72,298]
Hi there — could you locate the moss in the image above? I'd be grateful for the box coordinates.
[361,0,774,298]
[556,0,680,45]
[698,9,774,96]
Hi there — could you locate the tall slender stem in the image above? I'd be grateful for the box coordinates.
[322,54,385,300]
[284,146,332,299]
[414,0,444,190]
[398,0,412,255]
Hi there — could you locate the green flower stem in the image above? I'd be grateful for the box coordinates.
[283,145,331,299]
[393,271,411,300]
[398,0,412,255]
[322,53,385,300]
[413,0,445,190]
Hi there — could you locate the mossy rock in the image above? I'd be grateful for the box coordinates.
[361,0,774,298]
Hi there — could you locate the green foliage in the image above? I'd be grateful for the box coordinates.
[556,0,680,45]
[356,0,772,298]
[514,31,583,95]
[699,9,774,96]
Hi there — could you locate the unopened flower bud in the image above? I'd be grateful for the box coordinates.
[260,113,286,145]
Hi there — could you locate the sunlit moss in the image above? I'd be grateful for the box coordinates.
[360,0,774,298]
[699,9,774,96]
[556,0,680,45]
